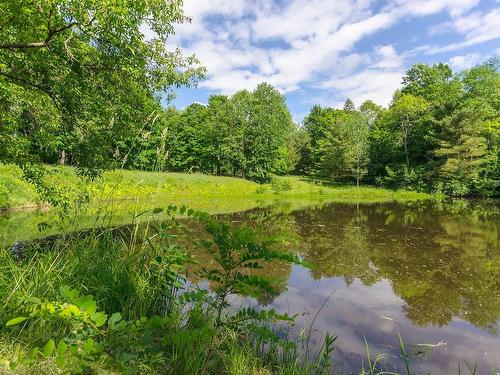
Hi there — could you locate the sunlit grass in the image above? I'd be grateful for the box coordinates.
[1,164,433,212]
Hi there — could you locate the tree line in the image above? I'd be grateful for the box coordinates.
[117,83,295,183]
[117,60,499,196]
[298,61,499,196]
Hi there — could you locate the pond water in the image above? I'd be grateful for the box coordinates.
[2,199,499,373]
[215,199,500,374]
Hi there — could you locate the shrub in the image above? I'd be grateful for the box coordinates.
[0,185,9,210]
[270,178,292,194]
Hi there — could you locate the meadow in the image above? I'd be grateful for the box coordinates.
[0,164,432,212]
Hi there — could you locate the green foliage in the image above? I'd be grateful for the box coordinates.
[300,59,500,196]
[320,112,371,185]
[0,0,205,208]
[271,178,293,194]
[149,83,295,183]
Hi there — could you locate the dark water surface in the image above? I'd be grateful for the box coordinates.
[215,200,500,374]
[3,199,499,373]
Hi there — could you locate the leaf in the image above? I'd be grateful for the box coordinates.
[91,312,108,327]
[57,340,67,356]
[83,338,94,353]
[108,312,122,327]
[42,339,55,357]
[180,206,186,214]
[55,355,65,368]
[59,285,78,301]
[76,295,97,315]
[6,317,28,326]
[152,207,163,214]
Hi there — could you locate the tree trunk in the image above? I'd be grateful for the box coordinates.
[404,135,410,167]
[59,150,66,165]
[402,118,410,168]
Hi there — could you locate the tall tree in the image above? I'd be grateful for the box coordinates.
[243,83,294,182]
[343,98,356,112]
[389,93,429,167]
[302,105,343,175]
[0,0,204,179]
[359,100,383,128]
[435,101,489,195]
[321,113,370,185]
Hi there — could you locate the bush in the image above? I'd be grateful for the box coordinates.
[270,178,292,194]
[0,185,8,210]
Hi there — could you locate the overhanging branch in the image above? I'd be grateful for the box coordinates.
[0,70,62,108]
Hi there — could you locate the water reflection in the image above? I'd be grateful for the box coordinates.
[219,199,499,373]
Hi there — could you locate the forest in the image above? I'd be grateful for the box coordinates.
[3,48,498,195]
[118,60,500,196]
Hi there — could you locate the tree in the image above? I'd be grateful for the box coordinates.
[435,101,489,195]
[301,106,343,175]
[0,0,204,199]
[242,83,294,182]
[274,126,310,175]
[321,113,370,185]
[389,93,429,167]
[349,115,371,186]
[401,63,462,120]
[343,98,356,112]
[167,103,210,173]
[359,100,383,128]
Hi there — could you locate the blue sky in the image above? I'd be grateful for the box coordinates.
[167,0,500,122]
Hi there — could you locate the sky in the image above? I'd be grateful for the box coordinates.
[167,0,500,123]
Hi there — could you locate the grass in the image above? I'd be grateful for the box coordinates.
[0,209,337,374]
[0,164,432,211]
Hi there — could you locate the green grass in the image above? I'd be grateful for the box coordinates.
[0,164,433,212]
[0,165,39,210]
[0,164,434,246]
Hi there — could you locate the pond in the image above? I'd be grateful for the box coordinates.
[2,198,499,373]
[222,199,499,374]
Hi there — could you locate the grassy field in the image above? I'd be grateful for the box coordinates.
[0,164,434,245]
[0,164,432,211]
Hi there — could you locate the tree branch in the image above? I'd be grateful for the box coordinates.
[0,20,79,50]
[0,70,61,108]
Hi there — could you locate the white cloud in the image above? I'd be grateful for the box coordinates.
[448,53,482,71]
[319,45,405,108]
[169,0,497,109]
[423,8,500,54]
[387,0,480,17]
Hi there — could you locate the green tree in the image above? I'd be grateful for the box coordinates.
[321,113,370,185]
[0,0,204,203]
[301,105,343,175]
[167,103,210,173]
[343,98,356,112]
[359,100,383,127]
[389,93,429,167]
[435,101,489,195]
[242,83,294,182]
